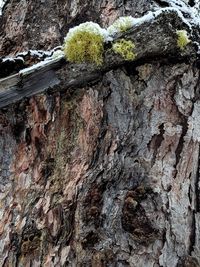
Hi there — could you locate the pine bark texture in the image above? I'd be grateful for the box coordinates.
[0,1,200,267]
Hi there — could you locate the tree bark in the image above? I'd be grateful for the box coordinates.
[1,1,200,267]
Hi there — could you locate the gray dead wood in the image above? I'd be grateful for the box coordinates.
[0,10,195,109]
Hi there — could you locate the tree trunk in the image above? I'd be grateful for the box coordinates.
[1,1,200,267]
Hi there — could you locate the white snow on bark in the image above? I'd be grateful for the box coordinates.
[107,2,200,39]
[19,56,63,75]
[0,0,7,16]
[2,0,200,75]
[157,0,200,23]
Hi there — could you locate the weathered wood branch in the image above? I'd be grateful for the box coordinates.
[0,10,196,109]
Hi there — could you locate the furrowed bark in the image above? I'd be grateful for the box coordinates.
[1,1,200,267]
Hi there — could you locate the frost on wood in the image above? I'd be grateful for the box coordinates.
[0,9,197,108]
[0,0,6,15]
[0,47,63,79]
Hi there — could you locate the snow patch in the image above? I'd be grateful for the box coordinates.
[50,50,64,59]
[107,16,136,36]
[2,57,15,63]
[2,57,24,63]
[0,0,7,16]
[29,50,52,57]
[64,21,110,43]
[19,57,62,75]
[16,47,63,60]
[156,0,200,26]
[107,6,194,37]
[19,60,53,74]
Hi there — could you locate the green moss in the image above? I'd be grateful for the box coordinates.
[112,39,136,61]
[176,30,191,50]
[63,22,106,66]
[64,31,104,65]
[107,16,134,35]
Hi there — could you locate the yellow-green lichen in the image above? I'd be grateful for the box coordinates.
[112,39,136,61]
[176,30,191,50]
[107,16,134,36]
[63,22,108,65]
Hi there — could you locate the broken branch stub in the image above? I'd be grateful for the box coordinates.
[0,10,196,109]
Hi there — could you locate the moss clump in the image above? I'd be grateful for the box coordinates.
[176,30,191,50]
[112,39,136,61]
[64,31,104,65]
[107,16,134,36]
[63,22,108,65]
